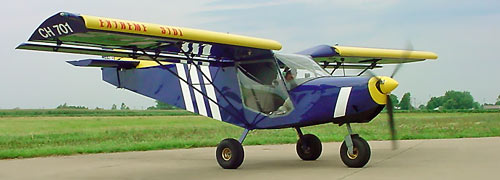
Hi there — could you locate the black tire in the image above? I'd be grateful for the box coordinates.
[216,138,244,169]
[296,134,322,161]
[340,136,371,168]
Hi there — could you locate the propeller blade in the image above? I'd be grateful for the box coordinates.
[390,64,402,78]
[391,41,413,78]
[365,70,381,81]
[386,95,398,149]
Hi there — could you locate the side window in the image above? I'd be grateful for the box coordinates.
[237,60,294,116]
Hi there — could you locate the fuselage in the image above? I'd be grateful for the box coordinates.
[101,54,387,130]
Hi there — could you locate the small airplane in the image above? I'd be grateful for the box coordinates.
[16,12,437,169]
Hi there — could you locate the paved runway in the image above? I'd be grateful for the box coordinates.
[1,137,499,180]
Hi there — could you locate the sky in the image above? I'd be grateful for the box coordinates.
[1,0,499,109]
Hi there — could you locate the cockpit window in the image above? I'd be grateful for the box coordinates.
[237,59,293,116]
[274,53,330,89]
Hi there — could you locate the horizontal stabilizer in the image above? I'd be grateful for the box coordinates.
[67,59,139,69]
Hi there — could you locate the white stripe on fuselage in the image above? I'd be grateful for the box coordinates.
[189,65,208,116]
[200,66,221,121]
[176,64,195,112]
[334,87,352,118]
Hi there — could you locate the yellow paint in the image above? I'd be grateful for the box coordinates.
[334,46,438,60]
[368,76,399,105]
[113,56,169,69]
[379,77,399,94]
[81,15,282,50]
[136,60,170,69]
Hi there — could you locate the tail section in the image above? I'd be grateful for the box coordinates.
[100,63,245,126]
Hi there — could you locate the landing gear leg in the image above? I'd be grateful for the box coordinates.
[295,127,322,160]
[216,129,249,169]
[340,123,371,168]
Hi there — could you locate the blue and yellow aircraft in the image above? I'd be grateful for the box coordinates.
[17,12,437,169]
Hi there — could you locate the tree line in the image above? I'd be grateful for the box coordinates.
[390,90,497,110]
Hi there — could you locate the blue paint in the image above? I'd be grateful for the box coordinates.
[296,45,338,58]
[102,63,381,130]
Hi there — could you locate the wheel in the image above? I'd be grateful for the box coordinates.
[216,138,244,169]
[296,134,322,160]
[340,136,371,168]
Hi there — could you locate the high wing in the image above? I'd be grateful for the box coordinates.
[16,12,282,65]
[298,45,438,65]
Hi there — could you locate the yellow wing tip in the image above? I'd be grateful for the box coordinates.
[428,52,438,59]
[333,45,438,60]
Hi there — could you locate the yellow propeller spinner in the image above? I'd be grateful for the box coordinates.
[368,76,399,105]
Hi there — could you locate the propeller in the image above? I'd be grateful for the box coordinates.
[366,41,413,150]
[366,71,398,149]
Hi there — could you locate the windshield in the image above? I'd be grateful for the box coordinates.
[274,53,330,89]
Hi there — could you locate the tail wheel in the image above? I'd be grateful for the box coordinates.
[296,134,322,161]
[216,138,244,169]
[340,136,371,168]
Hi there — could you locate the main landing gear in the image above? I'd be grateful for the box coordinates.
[216,129,248,169]
[295,128,322,160]
[216,138,244,169]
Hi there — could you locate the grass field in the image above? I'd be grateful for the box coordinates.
[0,110,499,159]
[0,109,193,117]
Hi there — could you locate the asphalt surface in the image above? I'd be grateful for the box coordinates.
[1,137,499,180]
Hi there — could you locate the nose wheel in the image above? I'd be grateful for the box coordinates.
[340,135,371,167]
[340,123,371,168]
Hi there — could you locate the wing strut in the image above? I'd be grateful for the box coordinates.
[329,62,342,75]
[357,59,380,76]
[137,47,250,127]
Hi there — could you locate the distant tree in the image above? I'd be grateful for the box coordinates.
[147,100,177,110]
[496,95,500,105]
[120,103,130,110]
[56,103,88,109]
[473,102,481,109]
[111,104,117,110]
[425,90,479,110]
[57,103,68,109]
[156,100,177,109]
[444,91,475,109]
[418,104,426,110]
[389,94,399,108]
[399,92,414,110]
[426,96,443,110]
